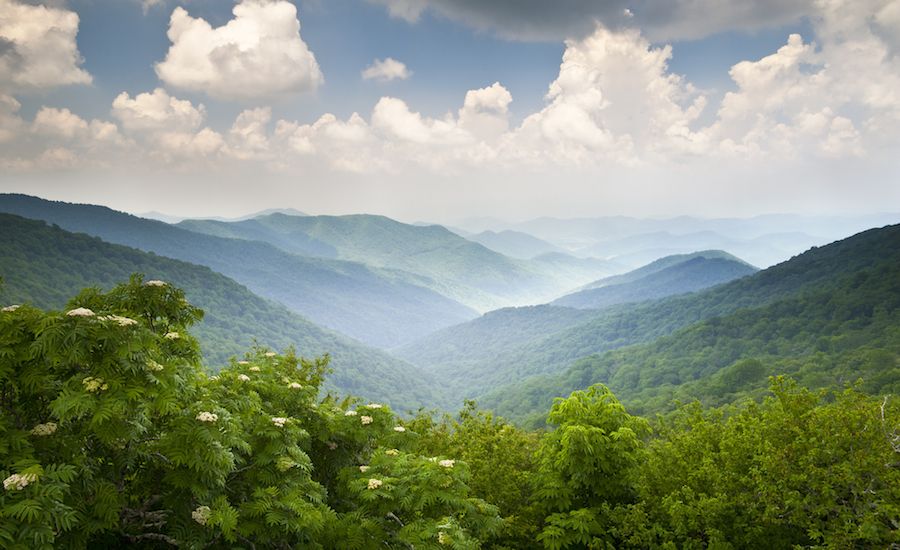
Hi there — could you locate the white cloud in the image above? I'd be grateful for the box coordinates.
[0,94,23,142]
[458,82,512,140]
[155,0,323,101]
[362,57,412,82]
[0,0,92,90]
[32,106,88,138]
[111,88,205,133]
[227,107,272,160]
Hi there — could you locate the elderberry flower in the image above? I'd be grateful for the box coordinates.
[31,423,57,436]
[439,459,455,468]
[196,411,218,423]
[3,473,37,491]
[164,332,180,340]
[66,307,95,317]
[238,374,251,382]
[144,280,167,287]
[359,465,369,473]
[192,505,211,525]
[272,417,288,427]
[288,382,302,389]
[2,305,20,312]
[393,426,406,433]
[367,478,383,490]
[360,415,373,425]
[345,410,358,416]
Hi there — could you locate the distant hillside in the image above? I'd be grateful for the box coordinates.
[0,214,447,411]
[485,241,900,423]
[394,305,599,370]
[403,224,900,406]
[466,229,564,259]
[0,194,476,349]
[577,250,751,291]
[553,254,757,309]
[178,213,575,311]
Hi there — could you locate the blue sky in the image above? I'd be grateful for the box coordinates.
[0,0,897,221]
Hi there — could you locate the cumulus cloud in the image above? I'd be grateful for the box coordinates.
[0,0,92,90]
[458,82,512,140]
[362,57,412,82]
[111,88,205,133]
[0,94,23,142]
[366,0,815,42]
[155,0,323,101]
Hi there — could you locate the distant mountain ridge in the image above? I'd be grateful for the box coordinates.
[0,194,476,349]
[553,254,757,310]
[0,213,447,410]
[398,223,900,408]
[177,212,608,312]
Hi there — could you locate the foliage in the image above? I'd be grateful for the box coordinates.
[0,213,449,410]
[0,277,499,548]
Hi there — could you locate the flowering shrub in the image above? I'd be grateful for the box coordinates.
[0,276,500,548]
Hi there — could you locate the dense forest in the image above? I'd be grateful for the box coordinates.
[2,279,898,548]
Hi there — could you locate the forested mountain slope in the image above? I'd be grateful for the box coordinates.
[0,214,446,410]
[553,255,757,310]
[409,224,900,405]
[485,246,900,423]
[0,194,476,348]
[178,213,574,311]
[465,229,565,259]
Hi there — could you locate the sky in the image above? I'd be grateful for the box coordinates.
[0,0,898,223]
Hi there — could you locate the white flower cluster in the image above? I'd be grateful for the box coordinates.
[238,374,251,382]
[144,280,167,287]
[2,305,20,312]
[360,415,373,425]
[147,360,165,372]
[288,382,302,389]
[98,315,138,327]
[366,403,383,409]
[4,473,38,491]
[393,426,406,433]
[385,449,400,457]
[31,422,58,436]
[164,332,180,340]
[192,505,211,525]
[196,411,218,423]
[264,352,277,357]
[237,360,250,365]
[327,441,338,450]
[66,307,95,317]
[82,377,108,393]
[344,410,358,416]
[439,459,455,469]
[249,366,261,372]
[438,531,450,545]
[367,478,383,490]
[359,465,369,473]
[271,417,288,427]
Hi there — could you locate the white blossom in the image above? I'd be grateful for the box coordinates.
[288,382,302,389]
[192,505,211,525]
[249,366,261,372]
[344,410,358,416]
[438,531,450,545]
[393,426,406,433]
[367,478,383,490]
[164,332,180,340]
[271,417,288,427]
[66,307,95,317]
[144,280,167,287]
[385,449,400,456]
[237,360,250,365]
[439,459,455,468]
[82,377,108,393]
[2,305,20,312]
[3,472,38,491]
[359,465,370,473]
[238,374,251,382]
[360,415,373,425]
[366,403,383,409]
[196,411,218,423]
[31,422,57,436]
[327,441,338,450]
[98,315,137,327]
[264,352,277,357]
[147,360,165,372]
